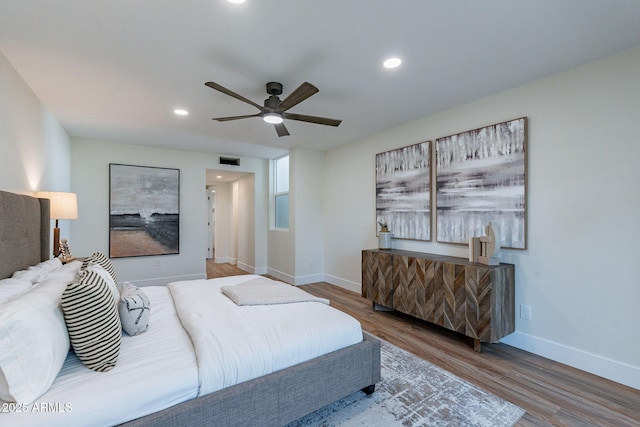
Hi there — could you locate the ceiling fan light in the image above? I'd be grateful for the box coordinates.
[263,113,283,124]
[383,57,402,69]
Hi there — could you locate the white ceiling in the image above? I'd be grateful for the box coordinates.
[2,1,640,160]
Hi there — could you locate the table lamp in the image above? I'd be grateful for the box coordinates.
[37,191,78,257]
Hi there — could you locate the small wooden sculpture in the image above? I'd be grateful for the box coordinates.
[59,238,74,262]
[469,223,500,265]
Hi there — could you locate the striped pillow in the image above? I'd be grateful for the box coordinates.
[81,252,118,285]
[61,270,121,372]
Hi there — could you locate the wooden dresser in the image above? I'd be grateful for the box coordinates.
[362,249,515,351]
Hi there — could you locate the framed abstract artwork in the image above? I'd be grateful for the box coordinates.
[109,164,180,258]
[435,117,527,249]
[376,141,431,241]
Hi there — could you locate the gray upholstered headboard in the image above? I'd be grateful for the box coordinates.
[0,190,50,279]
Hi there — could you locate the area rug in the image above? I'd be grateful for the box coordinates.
[288,338,525,427]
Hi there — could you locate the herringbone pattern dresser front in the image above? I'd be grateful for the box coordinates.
[362,249,515,351]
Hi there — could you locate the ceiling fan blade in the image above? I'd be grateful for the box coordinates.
[284,113,342,127]
[274,122,290,137]
[276,82,319,112]
[212,113,262,122]
[205,82,264,111]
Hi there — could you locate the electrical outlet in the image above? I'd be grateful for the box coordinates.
[520,304,532,320]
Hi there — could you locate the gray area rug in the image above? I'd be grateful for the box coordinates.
[288,339,525,427]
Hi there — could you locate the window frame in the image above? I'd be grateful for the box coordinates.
[272,154,289,230]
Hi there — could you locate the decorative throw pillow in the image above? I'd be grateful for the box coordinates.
[61,270,121,372]
[81,252,119,285]
[85,263,120,304]
[118,282,151,336]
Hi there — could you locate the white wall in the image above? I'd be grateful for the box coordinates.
[0,51,72,248]
[236,174,256,273]
[214,182,233,263]
[292,148,325,285]
[323,46,640,389]
[266,148,325,284]
[71,138,268,285]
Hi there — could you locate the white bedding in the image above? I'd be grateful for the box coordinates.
[168,275,363,396]
[1,286,199,427]
[2,274,363,426]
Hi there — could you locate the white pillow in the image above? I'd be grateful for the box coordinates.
[36,260,83,285]
[84,263,120,304]
[0,278,32,305]
[0,280,70,403]
[118,282,151,336]
[11,258,63,283]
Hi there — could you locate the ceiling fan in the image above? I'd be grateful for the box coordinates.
[205,81,342,137]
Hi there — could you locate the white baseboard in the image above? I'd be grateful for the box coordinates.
[131,273,205,287]
[293,273,325,286]
[266,267,295,285]
[323,274,361,294]
[500,331,640,390]
[236,261,254,274]
[253,266,268,275]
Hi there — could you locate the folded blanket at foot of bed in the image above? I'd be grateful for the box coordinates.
[220,276,329,306]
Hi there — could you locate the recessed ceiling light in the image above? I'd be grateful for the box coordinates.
[227,0,246,4]
[174,109,188,116]
[217,175,222,179]
[383,57,402,69]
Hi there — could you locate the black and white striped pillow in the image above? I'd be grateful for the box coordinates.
[61,270,121,372]
[81,252,119,285]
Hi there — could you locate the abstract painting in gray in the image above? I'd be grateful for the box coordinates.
[436,117,527,249]
[109,164,180,258]
[376,141,431,241]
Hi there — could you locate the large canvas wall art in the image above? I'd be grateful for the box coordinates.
[376,141,431,241]
[109,164,180,258]
[436,117,527,249]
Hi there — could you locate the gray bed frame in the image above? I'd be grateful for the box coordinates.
[0,190,381,427]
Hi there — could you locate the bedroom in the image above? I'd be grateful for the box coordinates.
[1,1,639,425]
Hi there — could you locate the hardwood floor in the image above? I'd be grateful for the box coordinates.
[206,260,640,426]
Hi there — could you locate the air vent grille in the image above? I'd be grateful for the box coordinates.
[219,156,240,166]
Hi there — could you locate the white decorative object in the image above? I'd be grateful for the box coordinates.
[379,232,392,250]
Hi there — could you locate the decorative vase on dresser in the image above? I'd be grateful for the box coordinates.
[361,249,515,352]
[378,232,392,249]
[377,222,392,249]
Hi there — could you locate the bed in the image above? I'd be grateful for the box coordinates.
[0,190,381,426]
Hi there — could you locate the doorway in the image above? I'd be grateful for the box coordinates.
[205,169,255,270]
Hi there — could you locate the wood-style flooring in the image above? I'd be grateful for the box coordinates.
[205,259,640,426]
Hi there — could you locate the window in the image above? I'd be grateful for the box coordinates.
[274,155,289,229]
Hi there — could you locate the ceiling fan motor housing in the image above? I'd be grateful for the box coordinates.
[264,95,280,110]
[266,82,283,96]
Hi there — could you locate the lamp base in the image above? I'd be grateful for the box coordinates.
[53,227,60,257]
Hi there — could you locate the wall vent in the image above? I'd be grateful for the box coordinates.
[219,156,240,166]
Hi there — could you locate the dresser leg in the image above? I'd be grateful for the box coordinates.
[473,339,482,353]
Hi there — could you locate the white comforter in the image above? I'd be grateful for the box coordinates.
[168,275,363,396]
